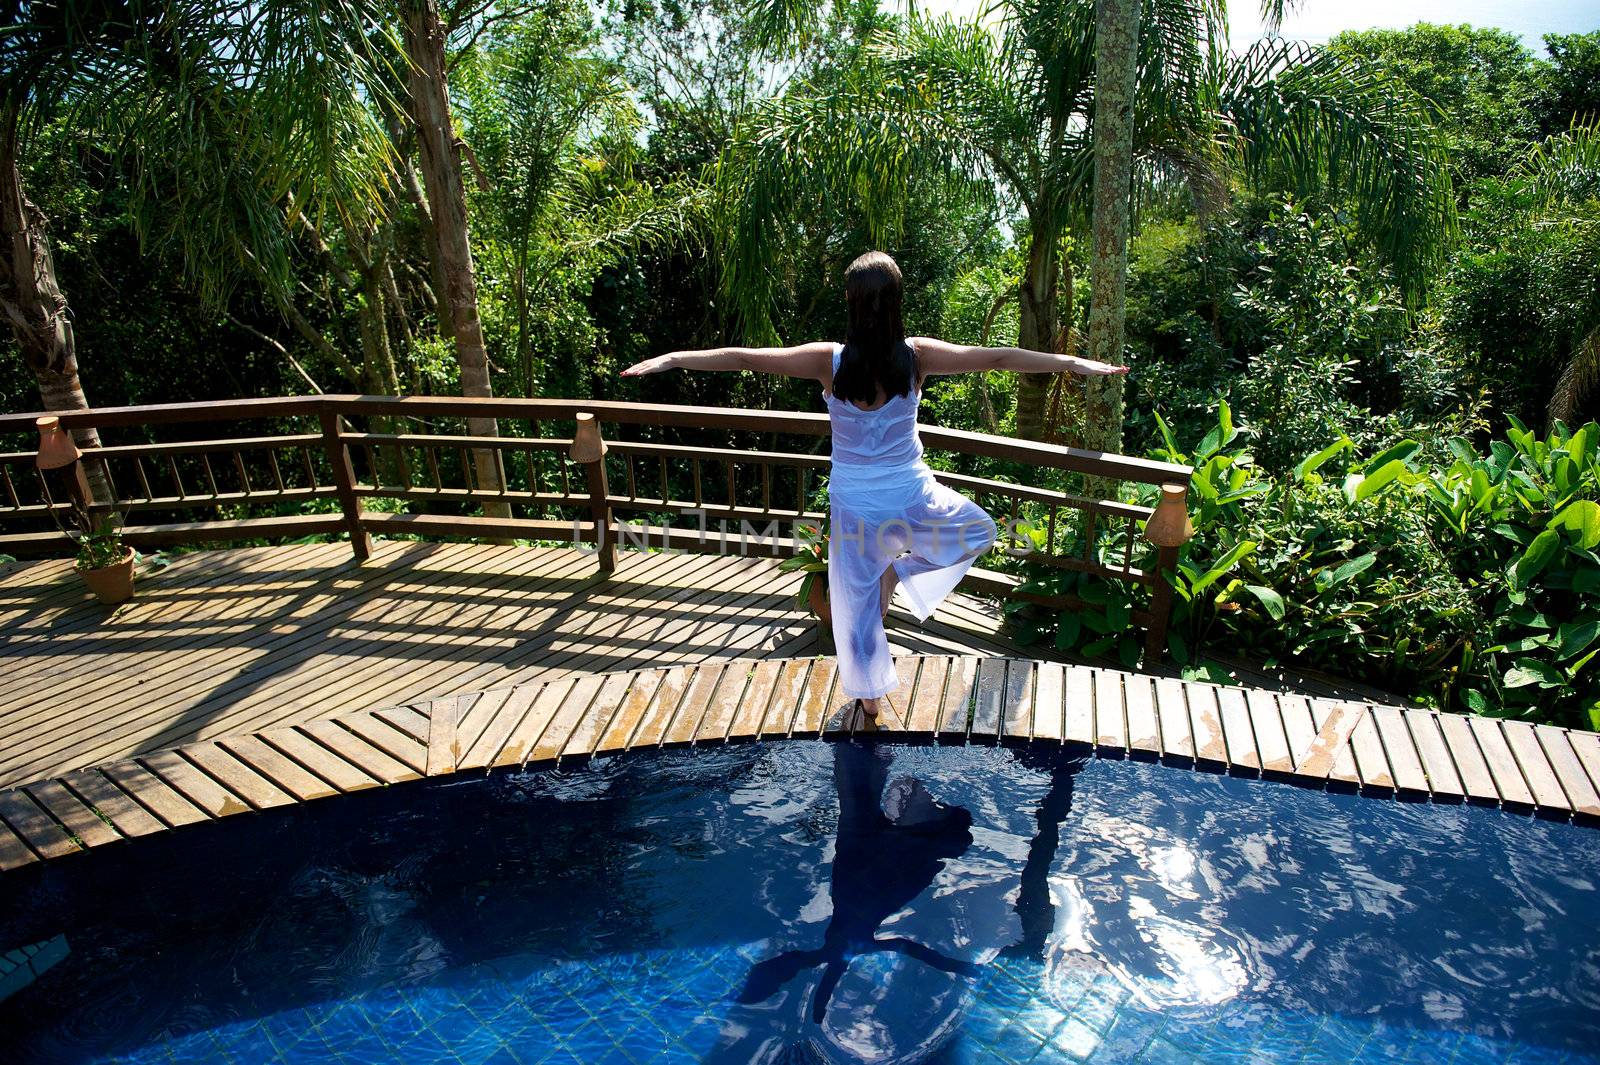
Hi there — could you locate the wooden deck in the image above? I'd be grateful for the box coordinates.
[0,540,1038,792]
[3,650,1598,872]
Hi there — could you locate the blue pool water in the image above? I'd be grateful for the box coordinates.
[1,741,1597,1064]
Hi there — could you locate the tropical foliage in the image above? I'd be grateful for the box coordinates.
[2,4,1599,725]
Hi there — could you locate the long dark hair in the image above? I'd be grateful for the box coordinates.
[833,251,917,406]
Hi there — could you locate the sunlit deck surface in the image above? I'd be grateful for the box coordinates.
[1,540,1598,872]
[0,539,1049,791]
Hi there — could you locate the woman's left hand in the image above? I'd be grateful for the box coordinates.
[1079,360,1129,376]
[620,354,678,377]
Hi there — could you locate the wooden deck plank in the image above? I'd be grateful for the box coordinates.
[99,760,211,827]
[694,664,749,745]
[458,685,543,771]
[1123,675,1160,754]
[423,698,461,777]
[1092,669,1127,751]
[760,660,812,739]
[1535,726,1600,817]
[1215,686,1259,770]
[1001,660,1035,743]
[1277,693,1316,770]
[1405,712,1466,798]
[24,779,123,849]
[1500,719,1569,810]
[1189,687,1230,765]
[0,817,39,870]
[58,769,167,838]
[629,666,696,750]
[338,713,429,777]
[492,681,567,768]
[299,719,420,784]
[1436,713,1499,801]
[1154,677,1193,759]
[1063,666,1094,745]
[1030,662,1064,743]
[1346,711,1394,790]
[141,749,255,817]
[257,726,378,793]
[559,672,634,760]
[527,675,606,764]
[906,657,949,735]
[0,788,83,859]
[882,656,921,732]
[1246,690,1293,774]
[728,660,784,741]
[792,660,838,739]
[1370,705,1427,793]
[970,658,1007,742]
[455,689,514,765]
[1467,716,1534,806]
[374,705,433,747]
[664,666,724,747]
[1570,730,1600,795]
[1298,702,1363,784]
[938,657,979,738]
[180,742,297,810]
[217,734,340,802]
[598,670,667,753]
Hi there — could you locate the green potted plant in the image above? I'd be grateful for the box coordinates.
[75,514,135,604]
[780,520,830,624]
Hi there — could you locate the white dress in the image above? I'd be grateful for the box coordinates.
[824,343,997,699]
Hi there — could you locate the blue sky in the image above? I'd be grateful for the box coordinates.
[915,0,1597,53]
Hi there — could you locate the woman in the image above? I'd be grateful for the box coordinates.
[621,250,1127,725]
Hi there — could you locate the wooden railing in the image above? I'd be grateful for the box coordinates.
[0,395,1194,657]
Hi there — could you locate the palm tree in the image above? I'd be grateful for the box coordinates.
[1523,122,1600,429]
[0,0,394,456]
[723,0,1455,444]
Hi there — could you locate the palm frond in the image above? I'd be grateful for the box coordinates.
[1513,119,1600,211]
[1213,39,1456,301]
[1549,323,1600,432]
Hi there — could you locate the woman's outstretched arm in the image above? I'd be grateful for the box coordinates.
[620,342,835,380]
[910,336,1129,376]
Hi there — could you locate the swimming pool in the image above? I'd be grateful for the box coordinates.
[1,741,1596,1063]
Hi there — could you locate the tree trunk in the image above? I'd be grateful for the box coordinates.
[0,107,110,504]
[400,0,510,517]
[1083,0,1141,458]
[1015,215,1061,442]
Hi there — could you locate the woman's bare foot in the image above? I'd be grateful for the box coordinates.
[856,697,881,731]
[879,564,899,619]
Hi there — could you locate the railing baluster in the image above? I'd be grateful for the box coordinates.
[692,457,702,506]
[300,446,318,489]
[797,468,807,515]
[523,447,537,497]
[761,462,771,512]
[1008,496,1020,553]
[726,458,735,510]
[659,455,669,504]
[1,465,19,509]
[362,443,381,491]
[396,444,412,492]
[318,409,370,562]
[425,445,442,492]
[266,450,285,494]
[625,454,636,500]
[1046,504,1058,556]
[200,454,219,497]
[458,446,473,494]
[168,455,187,499]
[1082,509,1097,561]
[1122,517,1134,572]
[233,449,252,496]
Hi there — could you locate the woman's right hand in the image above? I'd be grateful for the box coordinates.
[620,353,679,377]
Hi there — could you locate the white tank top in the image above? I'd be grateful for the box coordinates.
[823,342,931,506]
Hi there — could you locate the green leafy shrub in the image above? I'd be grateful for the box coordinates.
[1012,402,1600,729]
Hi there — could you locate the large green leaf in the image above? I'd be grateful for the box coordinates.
[1244,584,1287,620]
[1189,540,1258,596]
[1510,529,1561,590]
[1551,499,1600,549]
[1293,436,1352,482]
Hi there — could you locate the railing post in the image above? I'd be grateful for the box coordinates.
[1142,483,1193,662]
[319,409,370,562]
[570,413,613,572]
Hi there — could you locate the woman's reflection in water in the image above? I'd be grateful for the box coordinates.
[708,739,976,1062]
[709,742,1084,1064]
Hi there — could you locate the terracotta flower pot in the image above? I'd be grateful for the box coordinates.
[79,547,135,605]
[807,571,832,625]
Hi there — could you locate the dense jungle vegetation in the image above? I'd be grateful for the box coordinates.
[3,2,1599,727]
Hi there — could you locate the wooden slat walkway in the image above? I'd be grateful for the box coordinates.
[3,653,1596,873]
[0,541,1043,790]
